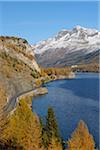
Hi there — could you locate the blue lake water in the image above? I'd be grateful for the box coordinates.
[32,73,99,147]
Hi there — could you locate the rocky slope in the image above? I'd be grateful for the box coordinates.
[32,26,100,67]
[0,36,40,111]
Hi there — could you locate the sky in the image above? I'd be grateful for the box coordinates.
[0,1,99,44]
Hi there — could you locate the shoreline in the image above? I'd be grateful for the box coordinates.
[3,71,75,115]
[4,87,48,116]
[3,70,99,115]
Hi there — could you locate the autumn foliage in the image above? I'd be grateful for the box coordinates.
[0,100,96,150]
[72,63,99,73]
[67,120,95,150]
[0,99,43,150]
[41,67,71,77]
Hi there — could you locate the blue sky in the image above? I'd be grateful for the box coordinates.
[0,1,99,44]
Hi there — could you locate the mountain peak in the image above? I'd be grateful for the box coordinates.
[32,26,100,59]
[32,25,100,67]
[74,25,83,30]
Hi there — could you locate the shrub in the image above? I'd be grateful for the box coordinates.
[31,70,39,78]
[35,79,42,87]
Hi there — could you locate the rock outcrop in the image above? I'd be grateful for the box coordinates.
[0,36,40,110]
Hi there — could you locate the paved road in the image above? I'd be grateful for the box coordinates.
[3,88,36,114]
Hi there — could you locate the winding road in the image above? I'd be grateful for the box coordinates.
[3,88,36,114]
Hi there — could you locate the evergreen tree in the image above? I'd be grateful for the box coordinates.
[46,107,62,150]
[67,120,95,150]
[39,117,49,149]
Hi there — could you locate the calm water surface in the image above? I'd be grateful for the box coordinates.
[32,73,99,147]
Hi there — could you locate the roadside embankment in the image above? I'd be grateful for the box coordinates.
[7,87,48,116]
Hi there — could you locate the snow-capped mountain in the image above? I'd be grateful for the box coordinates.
[32,26,100,67]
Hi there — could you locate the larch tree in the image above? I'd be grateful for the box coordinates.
[67,120,95,150]
[1,99,43,150]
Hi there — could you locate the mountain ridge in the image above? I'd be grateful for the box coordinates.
[32,26,100,67]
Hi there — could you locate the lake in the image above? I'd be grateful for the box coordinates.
[32,73,99,147]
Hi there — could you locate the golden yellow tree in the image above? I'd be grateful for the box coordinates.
[67,120,95,150]
[47,137,62,150]
[1,99,43,150]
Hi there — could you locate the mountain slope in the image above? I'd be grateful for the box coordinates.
[0,36,40,111]
[32,26,100,67]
